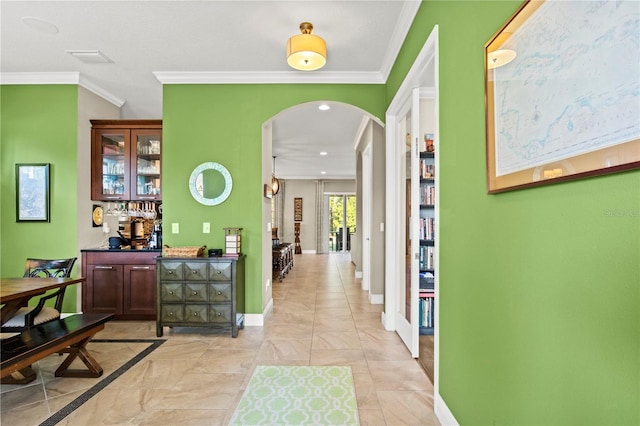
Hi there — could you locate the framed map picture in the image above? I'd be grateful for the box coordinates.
[485,0,640,193]
[16,163,50,222]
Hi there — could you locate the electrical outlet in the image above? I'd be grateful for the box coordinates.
[203,222,210,233]
[172,223,179,234]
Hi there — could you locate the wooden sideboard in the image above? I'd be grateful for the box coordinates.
[156,256,245,338]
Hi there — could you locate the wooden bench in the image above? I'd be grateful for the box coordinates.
[0,313,114,383]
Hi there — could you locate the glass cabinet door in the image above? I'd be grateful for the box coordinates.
[131,129,161,200]
[95,129,130,200]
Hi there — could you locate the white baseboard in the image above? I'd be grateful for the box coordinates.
[435,392,459,426]
[301,250,316,254]
[244,298,273,326]
[355,270,363,278]
[369,293,383,304]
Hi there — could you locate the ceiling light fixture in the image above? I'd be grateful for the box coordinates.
[271,156,281,196]
[318,104,330,111]
[320,151,328,156]
[286,22,326,71]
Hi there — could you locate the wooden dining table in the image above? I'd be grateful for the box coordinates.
[0,277,85,326]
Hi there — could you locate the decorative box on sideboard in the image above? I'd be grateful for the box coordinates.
[156,255,245,338]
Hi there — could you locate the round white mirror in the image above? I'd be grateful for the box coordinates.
[189,162,233,206]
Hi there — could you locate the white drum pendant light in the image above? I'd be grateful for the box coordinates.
[287,22,326,71]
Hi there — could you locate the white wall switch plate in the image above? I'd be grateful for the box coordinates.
[172,223,179,233]
[203,222,210,233]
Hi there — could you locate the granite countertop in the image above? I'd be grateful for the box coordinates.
[81,247,162,252]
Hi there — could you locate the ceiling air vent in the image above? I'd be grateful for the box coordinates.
[65,50,112,64]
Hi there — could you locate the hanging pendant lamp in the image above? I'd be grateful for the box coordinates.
[271,156,281,195]
[286,22,326,71]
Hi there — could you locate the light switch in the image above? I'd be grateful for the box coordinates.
[203,222,210,233]
[380,222,385,232]
[172,223,179,234]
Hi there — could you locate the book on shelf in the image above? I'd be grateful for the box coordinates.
[419,217,435,240]
[420,183,435,205]
[419,246,434,270]
[418,296,435,328]
[419,271,434,290]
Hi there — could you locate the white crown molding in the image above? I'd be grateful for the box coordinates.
[78,75,126,107]
[380,1,422,80]
[153,71,385,85]
[0,72,125,108]
[0,71,80,85]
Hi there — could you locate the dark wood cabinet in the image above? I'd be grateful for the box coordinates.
[82,250,158,320]
[90,120,162,201]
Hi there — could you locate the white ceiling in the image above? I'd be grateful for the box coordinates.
[1,1,421,179]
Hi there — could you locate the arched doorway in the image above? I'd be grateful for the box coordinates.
[260,101,386,317]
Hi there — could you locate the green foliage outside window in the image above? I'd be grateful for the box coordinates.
[329,195,356,233]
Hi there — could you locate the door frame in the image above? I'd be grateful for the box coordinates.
[384,24,440,389]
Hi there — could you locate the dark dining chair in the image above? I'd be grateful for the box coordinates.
[1,257,77,332]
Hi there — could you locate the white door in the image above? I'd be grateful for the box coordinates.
[393,88,421,357]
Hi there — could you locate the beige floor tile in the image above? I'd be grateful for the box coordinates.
[255,339,312,362]
[138,408,229,425]
[0,399,52,426]
[1,253,438,426]
[312,330,362,350]
[377,390,440,425]
[358,408,388,426]
[368,360,433,391]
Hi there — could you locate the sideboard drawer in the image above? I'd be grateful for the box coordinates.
[184,304,208,323]
[209,283,232,302]
[184,262,208,281]
[185,283,207,302]
[209,305,232,324]
[161,304,184,323]
[158,261,184,280]
[160,283,183,302]
[209,262,232,281]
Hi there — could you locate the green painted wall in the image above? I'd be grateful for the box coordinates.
[162,84,386,314]
[387,1,640,424]
[1,85,80,311]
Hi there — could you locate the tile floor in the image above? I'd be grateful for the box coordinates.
[1,253,439,425]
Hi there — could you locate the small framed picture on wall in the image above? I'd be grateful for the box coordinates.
[294,197,303,222]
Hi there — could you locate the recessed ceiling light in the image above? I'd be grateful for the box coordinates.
[320,151,328,156]
[66,50,113,64]
[22,16,59,34]
[318,104,330,111]
[320,171,327,175]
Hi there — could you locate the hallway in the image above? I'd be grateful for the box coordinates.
[1,254,439,425]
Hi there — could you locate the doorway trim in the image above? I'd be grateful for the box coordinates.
[383,24,453,423]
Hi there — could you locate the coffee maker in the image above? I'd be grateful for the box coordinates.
[148,222,162,249]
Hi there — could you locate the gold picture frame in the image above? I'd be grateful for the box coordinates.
[485,0,640,193]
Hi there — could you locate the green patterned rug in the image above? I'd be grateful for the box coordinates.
[230,365,359,425]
